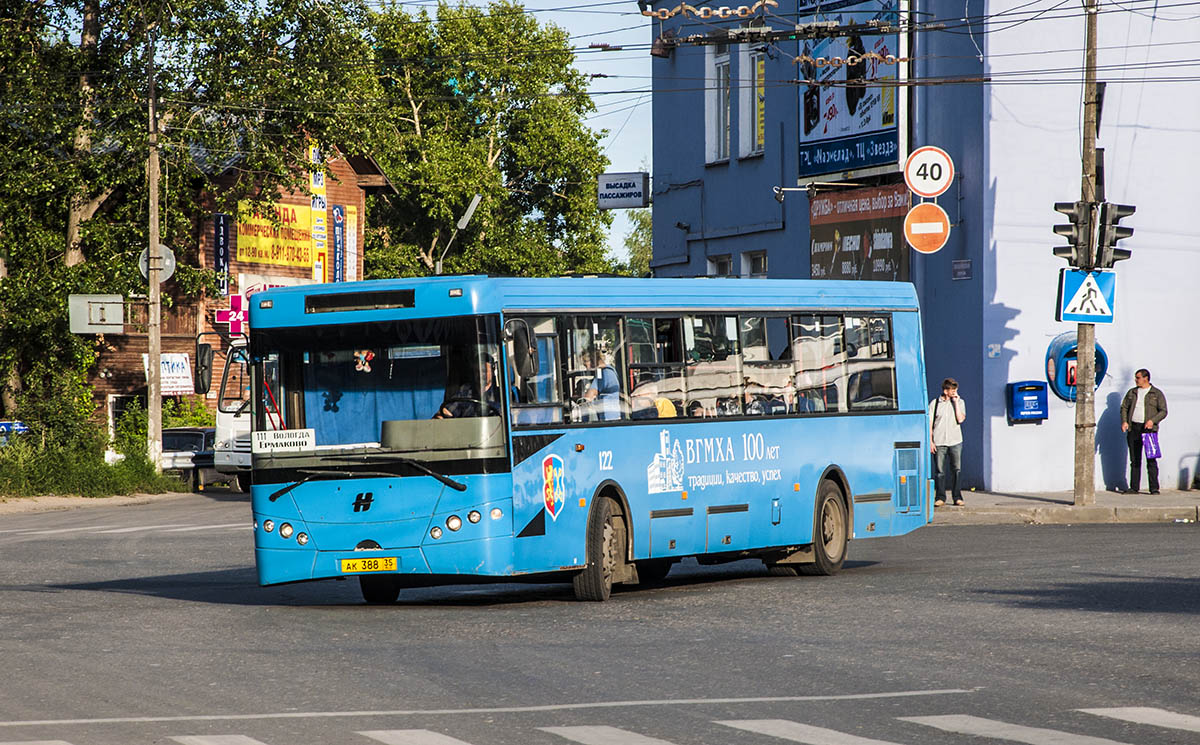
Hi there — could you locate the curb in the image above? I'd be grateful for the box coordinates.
[932,505,1200,526]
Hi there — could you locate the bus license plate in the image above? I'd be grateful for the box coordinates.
[340,556,398,573]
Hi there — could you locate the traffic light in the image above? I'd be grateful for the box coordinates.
[1053,201,1091,268]
[1097,202,1135,268]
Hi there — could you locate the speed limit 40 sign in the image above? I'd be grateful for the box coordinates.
[904,146,955,199]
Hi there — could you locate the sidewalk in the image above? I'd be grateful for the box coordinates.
[930,487,1200,526]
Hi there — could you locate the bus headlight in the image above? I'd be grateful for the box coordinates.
[467,510,481,524]
[296,532,309,546]
[490,508,503,520]
[279,523,294,539]
[430,526,443,539]
[446,515,462,532]
[262,520,275,533]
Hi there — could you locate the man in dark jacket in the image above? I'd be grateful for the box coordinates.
[1119,368,1168,494]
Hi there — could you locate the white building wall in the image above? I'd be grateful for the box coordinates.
[984,2,1200,492]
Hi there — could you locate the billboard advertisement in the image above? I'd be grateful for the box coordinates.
[236,201,312,268]
[797,0,904,179]
[809,183,909,281]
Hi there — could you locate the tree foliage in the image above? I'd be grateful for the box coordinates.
[363,1,616,278]
[623,208,653,277]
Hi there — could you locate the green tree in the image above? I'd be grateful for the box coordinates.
[364,1,616,279]
[623,208,653,277]
[0,0,385,433]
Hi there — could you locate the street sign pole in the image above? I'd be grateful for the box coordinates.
[146,35,162,473]
[1073,0,1100,507]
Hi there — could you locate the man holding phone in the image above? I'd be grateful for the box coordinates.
[929,377,967,506]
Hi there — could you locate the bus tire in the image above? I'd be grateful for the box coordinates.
[573,497,623,601]
[767,565,800,577]
[359,575,400,604]
[800,479,848,576]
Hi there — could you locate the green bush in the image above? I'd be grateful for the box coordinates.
[0,406,189,498]
[164,396,215,428]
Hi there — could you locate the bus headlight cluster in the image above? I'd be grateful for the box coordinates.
[429,507,504,539]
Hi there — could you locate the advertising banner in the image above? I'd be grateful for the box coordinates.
[213,213,230,296]
[142,353,194,396]
[309,145,328,282]
[332,205,345,282]
[797,0,902,179]
[236,201,312,267]
[809,183,909,281]
[345,206,358,282]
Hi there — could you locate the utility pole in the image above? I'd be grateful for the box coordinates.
[146,33,162,473]
[1073,0,1100,506]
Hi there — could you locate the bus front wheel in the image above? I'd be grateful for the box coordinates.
[801,480,848,576]
[359,575,400,604]
[573,497,624,601]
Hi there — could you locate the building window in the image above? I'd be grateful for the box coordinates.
[745,252,768,278]
[706,44,731,162]
[740,48,766,156]
[708,255,733,277]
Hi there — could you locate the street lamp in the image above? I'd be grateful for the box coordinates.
[436,194,483,275]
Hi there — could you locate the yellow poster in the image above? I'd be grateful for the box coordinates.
[236,201,312,267]
[309,145,328,282]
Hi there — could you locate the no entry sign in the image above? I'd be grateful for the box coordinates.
[903,202,951,254]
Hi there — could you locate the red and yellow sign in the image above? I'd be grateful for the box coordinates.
[236,201,312,267]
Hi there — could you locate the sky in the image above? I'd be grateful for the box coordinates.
[409,0,656,262]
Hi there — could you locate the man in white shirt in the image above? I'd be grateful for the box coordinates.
[929,377,966,506]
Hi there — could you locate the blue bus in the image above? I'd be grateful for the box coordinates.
[243,277,931,602]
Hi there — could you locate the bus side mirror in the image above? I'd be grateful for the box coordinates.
[194,342,214,394]
[504,319,538,379]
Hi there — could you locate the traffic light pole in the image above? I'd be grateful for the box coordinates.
[1073,0,1100,506]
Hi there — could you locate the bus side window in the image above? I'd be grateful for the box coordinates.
[791,313,847,413]
[845,315,897,411]
[684,315,741,416]
[563,315,628,423]
[740,316,792,416]
[508,316,564,427]
[627,316,685,419]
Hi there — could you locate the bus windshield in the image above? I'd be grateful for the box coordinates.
[251,314,504,462]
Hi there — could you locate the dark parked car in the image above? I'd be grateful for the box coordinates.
[162,427,220,491]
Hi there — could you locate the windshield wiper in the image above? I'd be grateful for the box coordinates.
[268,468,397,502]
[326,454,468,493]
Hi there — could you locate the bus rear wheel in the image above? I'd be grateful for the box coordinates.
[359,575,400,604]
[573,497,624,601]
[800,479,848,576]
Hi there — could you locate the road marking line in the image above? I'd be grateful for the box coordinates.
[171,737,271,745]
[359,730,476,745]
[92,524,192,534]
[718,718,904,744]
[0,740,75,745]
[163,523,249,532]
[1079,707,1200,733]
[0,688,974,727]
[541,725,678,745]
[900,714,1133,744]
[20,526,110,535]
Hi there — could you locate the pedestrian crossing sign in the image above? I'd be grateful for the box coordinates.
[1057,269,1117,324]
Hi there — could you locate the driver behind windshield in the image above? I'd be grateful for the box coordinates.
[435,352,500,419]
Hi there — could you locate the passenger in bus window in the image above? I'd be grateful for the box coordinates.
[582,345,621,420]
[435,353,500,418]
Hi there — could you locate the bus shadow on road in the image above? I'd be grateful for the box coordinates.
[48,558,880,607]
[972,575,1200,614]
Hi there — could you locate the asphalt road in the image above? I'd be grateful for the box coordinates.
[1,492,1197,745]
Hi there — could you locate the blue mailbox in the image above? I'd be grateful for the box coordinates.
[1045,331,1108,402]
[1007,381,1048,423]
